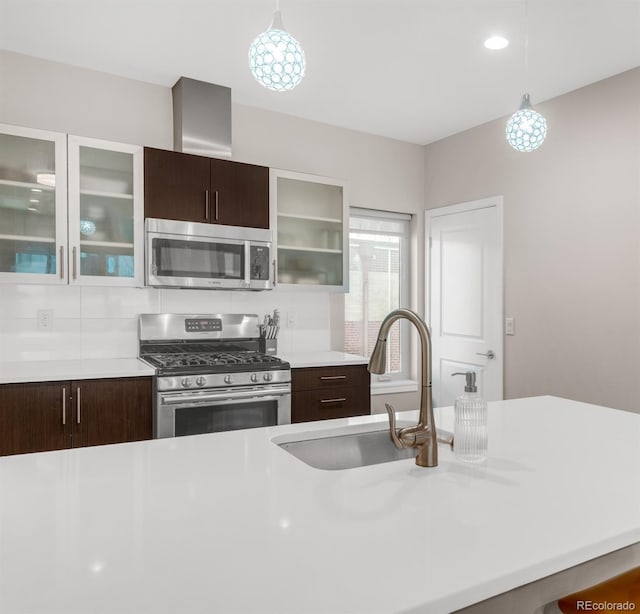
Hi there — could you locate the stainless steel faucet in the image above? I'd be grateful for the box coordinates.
[368,308,439,468]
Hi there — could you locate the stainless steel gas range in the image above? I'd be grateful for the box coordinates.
[138,313,291,438]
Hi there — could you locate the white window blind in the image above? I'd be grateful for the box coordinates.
[344,208,411,382]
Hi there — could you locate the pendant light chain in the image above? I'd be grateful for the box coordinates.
[524,0,529,88]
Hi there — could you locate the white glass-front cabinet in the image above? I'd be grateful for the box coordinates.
[0,124,68,283]
[270,169,349,291]
[67,136,143,285]
[0,124,143,286]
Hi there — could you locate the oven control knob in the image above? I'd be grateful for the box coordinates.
[196,377,206,387]
[224,374,233,385]
[263,372,273,382]
[181,377,193,388]
[250,373,259,383]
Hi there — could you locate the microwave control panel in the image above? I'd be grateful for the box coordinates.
[250,245,270,281]
[185,318,223,333]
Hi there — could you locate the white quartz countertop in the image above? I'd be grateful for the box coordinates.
[0,358,155,384]
[0,396,638,613]
[280,350,368,368]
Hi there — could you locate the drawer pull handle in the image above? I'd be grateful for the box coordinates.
[319,375,347,380]
[320,397,347,404]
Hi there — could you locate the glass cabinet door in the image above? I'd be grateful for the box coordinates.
[270,169,349,291]
[0,124,68,283]
[67,136,143,286]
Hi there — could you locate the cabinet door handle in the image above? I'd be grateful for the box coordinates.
[61,387,66,425]
[214,190,219,220]
[205,190,210,220]
[320,397,347,404]
[72,246,77,280]
[76,387,81,424]
[59,246,65,280]
[319,375,347,380]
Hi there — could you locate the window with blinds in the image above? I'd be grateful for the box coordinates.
[344,207,411,382]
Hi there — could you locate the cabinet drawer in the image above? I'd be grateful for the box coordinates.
[291,386,369,423]
[291,365,369,392]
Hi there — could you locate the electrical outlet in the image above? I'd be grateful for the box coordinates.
[37,309,54,331]
[287,311,296,328]
[505,317,515,336]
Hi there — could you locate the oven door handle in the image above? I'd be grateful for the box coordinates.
[161,387,291,407]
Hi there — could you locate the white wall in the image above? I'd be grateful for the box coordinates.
[424,67,640,412]
[0,50,425,412]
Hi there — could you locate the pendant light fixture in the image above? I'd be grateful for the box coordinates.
[506,0,547,152]
[248,0,305,92]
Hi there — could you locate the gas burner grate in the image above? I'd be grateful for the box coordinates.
[142,350,284,370]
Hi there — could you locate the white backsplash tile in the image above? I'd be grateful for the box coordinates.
[229,290,277,315]
[159,288,234,314]
[0,317,82,361]
[275,328,294,353]
[0,284,81,319]
[290,329,331,353]
[80,318,138,359]
[81,287,161,318]
[0,284,334,362]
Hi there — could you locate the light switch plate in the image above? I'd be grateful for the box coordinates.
[505,317,515,336]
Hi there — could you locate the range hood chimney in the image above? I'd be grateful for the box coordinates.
[172,77,232,157]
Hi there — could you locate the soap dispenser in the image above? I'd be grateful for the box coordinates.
[451,371,488,462]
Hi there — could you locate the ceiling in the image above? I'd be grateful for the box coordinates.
[2,0,639,145]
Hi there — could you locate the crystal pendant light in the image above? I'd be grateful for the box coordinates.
[506,93,547,152]
[248,1,305,92]
[506,0,547,152]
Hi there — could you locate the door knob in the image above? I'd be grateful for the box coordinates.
[476,350,495,359]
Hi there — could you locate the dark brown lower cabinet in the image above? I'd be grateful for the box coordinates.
[0,381,70,456]
[72,378,153,448]
[0,377,153,457]
[291,364,371,423]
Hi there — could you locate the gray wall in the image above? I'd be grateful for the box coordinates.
[424,67,640,412]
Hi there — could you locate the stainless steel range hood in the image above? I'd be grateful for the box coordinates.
[172,77,232,157]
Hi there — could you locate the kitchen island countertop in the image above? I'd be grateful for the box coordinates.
[0,396,638,613]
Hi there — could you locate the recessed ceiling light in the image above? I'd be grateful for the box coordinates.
[484,36,509,50]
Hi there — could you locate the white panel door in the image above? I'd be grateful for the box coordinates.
[426,198,503,407]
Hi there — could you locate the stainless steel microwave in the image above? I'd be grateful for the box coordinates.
[145,218,273,290]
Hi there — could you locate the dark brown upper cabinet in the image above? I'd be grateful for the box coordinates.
[144,147,269,229]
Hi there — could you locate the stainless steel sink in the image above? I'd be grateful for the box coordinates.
[276,427,423,470]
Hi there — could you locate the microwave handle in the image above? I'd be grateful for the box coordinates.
[272,258,277,287]
[244,242,251,286]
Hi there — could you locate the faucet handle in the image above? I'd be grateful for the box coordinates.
[384,403,405,449]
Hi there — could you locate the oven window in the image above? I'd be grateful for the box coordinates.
[174,400,278,436]
[153,238,244,279]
